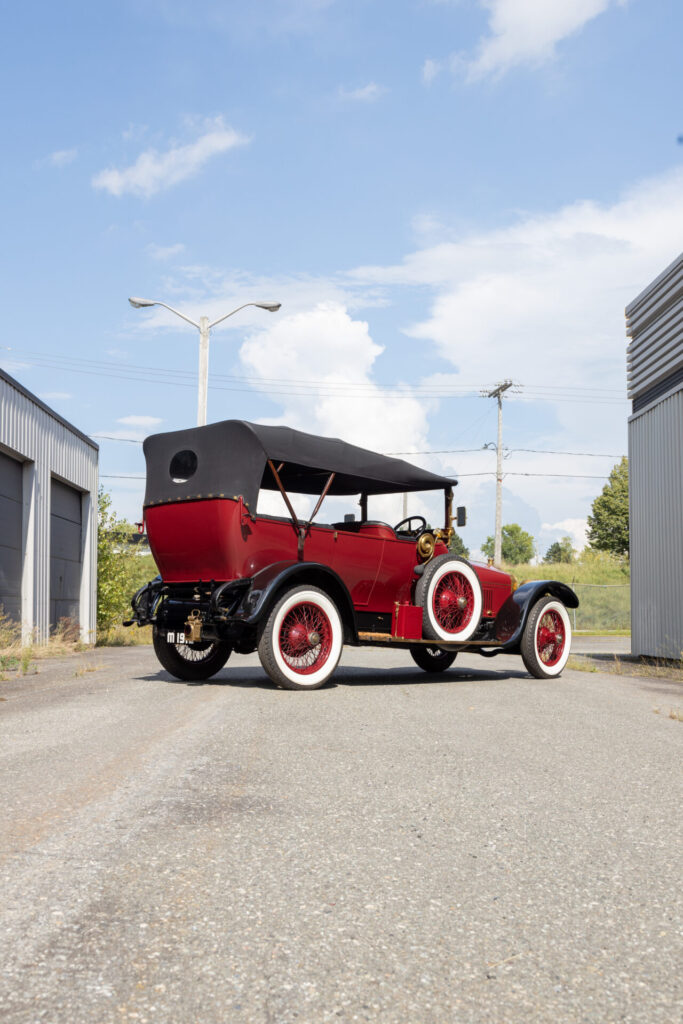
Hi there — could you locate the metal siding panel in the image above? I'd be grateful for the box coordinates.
[629,390,683,658]
[1,375,99,641]
[627,252,683,399]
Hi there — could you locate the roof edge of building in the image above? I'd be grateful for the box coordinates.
[0,367,99,452]
[625,249,683,320]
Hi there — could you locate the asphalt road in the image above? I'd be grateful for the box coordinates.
[1,644,681,1024]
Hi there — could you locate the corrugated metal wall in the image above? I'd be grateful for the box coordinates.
[626,253,683,405]
[0,370,98,642]
[629,392,683,658]
[627,251,683,659]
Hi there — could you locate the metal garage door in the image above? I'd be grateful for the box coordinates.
[50,479,82,630]
[0,450,23,622]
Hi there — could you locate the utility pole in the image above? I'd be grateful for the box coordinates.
[484,380,513,565]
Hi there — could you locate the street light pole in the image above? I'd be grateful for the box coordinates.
[128,297,281,426]
[483,380,513,566]
[198,316,210,427]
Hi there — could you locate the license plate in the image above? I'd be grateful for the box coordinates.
[166,631,186,644]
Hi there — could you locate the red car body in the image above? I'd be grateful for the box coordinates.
[127,420,578,687]
[145,498,512,624]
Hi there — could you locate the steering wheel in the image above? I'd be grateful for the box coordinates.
[394,515,427,537]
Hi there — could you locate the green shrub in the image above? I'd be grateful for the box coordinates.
[97,489,157,642]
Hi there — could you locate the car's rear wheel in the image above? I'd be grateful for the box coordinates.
[520,597,571,678]
[152,627,231,681]
[416,554,482,643]
[258,586,343,690]
[410,645,458,673]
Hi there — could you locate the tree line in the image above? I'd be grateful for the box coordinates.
[449,456,629,564]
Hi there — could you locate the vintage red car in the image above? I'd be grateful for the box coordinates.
[125,419,578,689]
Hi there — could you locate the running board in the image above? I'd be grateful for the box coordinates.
[357,631,499,649]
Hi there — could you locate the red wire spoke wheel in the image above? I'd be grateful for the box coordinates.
[278,601,333,675]
[521,596,572,678]
[258,585,343,690]
[536,608,566,667]
[431,571,475,633]
[416,555,483,643]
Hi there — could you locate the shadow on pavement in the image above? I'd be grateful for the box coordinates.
[142,664,530,690]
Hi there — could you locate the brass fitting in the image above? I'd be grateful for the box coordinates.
[416,532,436,562]
[185,608,203,643]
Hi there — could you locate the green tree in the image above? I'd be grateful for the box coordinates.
[97,488,141,637]
[448,531,470,558]
[587,457,629,556]
[544,536,575,564]
[481,523,534,564]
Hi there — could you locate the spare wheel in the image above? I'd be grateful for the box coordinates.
[415,554,483,643]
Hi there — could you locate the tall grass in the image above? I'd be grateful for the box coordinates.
[0,609,93,677]
[501,550,631,632]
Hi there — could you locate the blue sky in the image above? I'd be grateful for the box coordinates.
[1,0,682,555]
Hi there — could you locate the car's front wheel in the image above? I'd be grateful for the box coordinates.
[258,586,343,690]
[410,645,458,673]
[152,628,232,681]
[520,597,571,678]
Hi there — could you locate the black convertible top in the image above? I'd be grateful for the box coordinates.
[143,419,456,509]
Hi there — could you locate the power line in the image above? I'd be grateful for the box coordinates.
[511,448,624,458]
[6,348,628,403]
[388,446,624,458]
[101,470,610,481]
[92,434,145,443]
[458,471,611,479]
[92,434,626,462]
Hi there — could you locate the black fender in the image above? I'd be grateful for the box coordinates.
[124,575,163,626]
[231,561,358,642]
[493,581,579,650]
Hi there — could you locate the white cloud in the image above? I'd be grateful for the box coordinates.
[117,415,163,426]
[337,82,387,102]
[48,148,77,167]
[346,167,683,521]
[349,168,683,394]
[240,302,431,522]
[122,123,148,142]
[540,518,589,552]
[147,242,186,261]
[92,118,249,198]
[422,58,442,84]
[464,0,623,80]
[1,359,31,374]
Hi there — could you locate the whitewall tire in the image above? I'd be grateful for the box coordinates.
[416,555,483,643]
[258,586,343,690]
[520,597,571,678]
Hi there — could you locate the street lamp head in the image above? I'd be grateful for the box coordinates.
[256,302,281,312]
[128,297,156,309]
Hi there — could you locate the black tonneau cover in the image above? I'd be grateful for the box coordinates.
[143,419,456,509]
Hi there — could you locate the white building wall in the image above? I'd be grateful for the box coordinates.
[0,371,98,642]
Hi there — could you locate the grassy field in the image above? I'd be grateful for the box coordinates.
[499,550,631,632]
